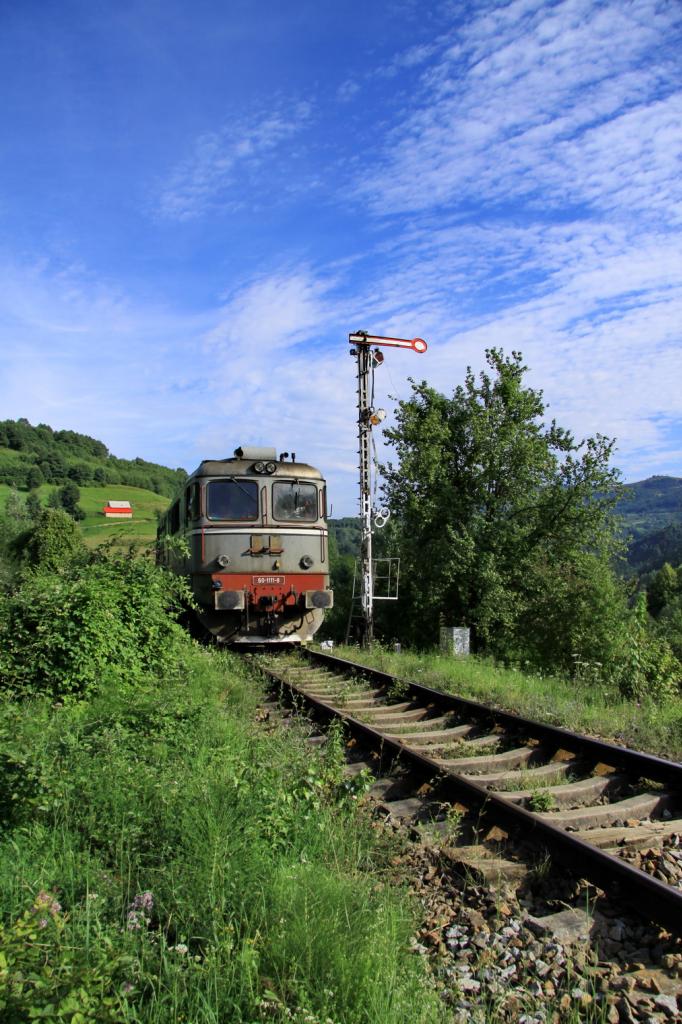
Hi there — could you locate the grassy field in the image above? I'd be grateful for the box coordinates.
[325,644,682,761]
[0,483,169,547]
[0,649,444,1022]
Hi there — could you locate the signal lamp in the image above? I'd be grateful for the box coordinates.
[372,349,384,366]
[370,408,387,426]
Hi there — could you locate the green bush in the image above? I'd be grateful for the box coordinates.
[11,507,84,571]
[611,594,681,701]
[0,550,189,699]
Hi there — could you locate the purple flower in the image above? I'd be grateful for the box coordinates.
[131,891,154,913]
[127,911,141,931]
[38,918,49,929]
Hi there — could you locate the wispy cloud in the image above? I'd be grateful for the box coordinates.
[158,101,313,220]
[0,256,360,504]
[359,0,682,218]
[337,0,682,482]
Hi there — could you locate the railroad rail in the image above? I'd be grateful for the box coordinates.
[261,648,682,935]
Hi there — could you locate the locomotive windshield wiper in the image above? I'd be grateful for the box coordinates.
[226,478,258,503]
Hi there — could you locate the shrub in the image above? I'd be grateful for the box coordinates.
[0,551,189,700]
[12,508,84,571]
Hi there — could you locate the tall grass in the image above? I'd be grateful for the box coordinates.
[330,645,682,760]
[0,648,443,1023]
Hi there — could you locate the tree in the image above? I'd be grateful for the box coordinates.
[26,492,42,520]
[647,563,680,618]
[5,487,28,525]
[68,463,93,485]
[11,507,84,571]
[26,465,44,490]
[56,481,86,521]
[380,349,627,672]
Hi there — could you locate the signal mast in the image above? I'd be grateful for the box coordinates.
[349,331,428,646]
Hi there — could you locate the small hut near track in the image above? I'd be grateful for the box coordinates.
[102,500,133,519]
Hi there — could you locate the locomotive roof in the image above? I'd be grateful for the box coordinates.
[192,457,324,481]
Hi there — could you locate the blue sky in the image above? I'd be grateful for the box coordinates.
[1,0,681,514]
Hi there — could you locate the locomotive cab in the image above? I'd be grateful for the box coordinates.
[157,446,333,645]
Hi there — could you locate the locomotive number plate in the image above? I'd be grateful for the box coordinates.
[252,575,285,586]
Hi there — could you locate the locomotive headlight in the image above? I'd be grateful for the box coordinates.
[265,461,277,474]
[216,554,230,567]
[253,461,265,473]
[300,554,314,569]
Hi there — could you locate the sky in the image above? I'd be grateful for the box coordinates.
[1,0,681,515]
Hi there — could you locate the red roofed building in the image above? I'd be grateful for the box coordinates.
[103,500,133,519]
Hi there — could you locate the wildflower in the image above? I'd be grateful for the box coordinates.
[121,982,135,994]
[32,890,61,920]
[172,942,189,955]
[131,891,154,913]
[38,918,49,929]
[127,911,141,931]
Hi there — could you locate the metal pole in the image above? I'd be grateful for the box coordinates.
[349,330,427,648]
[356,341,374,646]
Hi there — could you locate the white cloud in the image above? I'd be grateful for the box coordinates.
[359,0,682,219]
[158,101,313,220]
[0,256,364,510]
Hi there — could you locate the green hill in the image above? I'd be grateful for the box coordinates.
[618,475,682,540]
[626,521,682,576]
[0,482,169,548]
[0,418,186,497]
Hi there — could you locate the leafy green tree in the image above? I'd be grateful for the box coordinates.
[93,466,106,484]
[68,462,93,485]
[4,487,28,525]
[647,563,680,618]
[57,481,86,521]
[380,349,627,672]
[26,465,44,490]
[25,491,42,520]
[11,508,84,571]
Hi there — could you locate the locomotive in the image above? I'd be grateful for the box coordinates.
[157,446,333,645]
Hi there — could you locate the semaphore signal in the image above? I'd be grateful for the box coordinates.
[349,330,427,646]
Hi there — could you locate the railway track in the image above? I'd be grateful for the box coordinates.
[260,648,682,936]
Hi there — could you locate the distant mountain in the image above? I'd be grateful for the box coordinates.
[0,418,186,498]
[626,521,682,576]
[330,476,682,576]
[617,475,682,541]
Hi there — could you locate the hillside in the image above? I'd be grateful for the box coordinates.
[0,482,169,548]
[618,475,682,540]
[0,418,186,497]
[626,521,682,577]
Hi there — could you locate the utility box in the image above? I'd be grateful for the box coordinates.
[440,626,470,657]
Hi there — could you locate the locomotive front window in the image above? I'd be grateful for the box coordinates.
[207,479,258,521]
[272,481,318,522]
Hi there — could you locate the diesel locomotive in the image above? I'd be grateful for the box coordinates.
[157,446,333,644]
